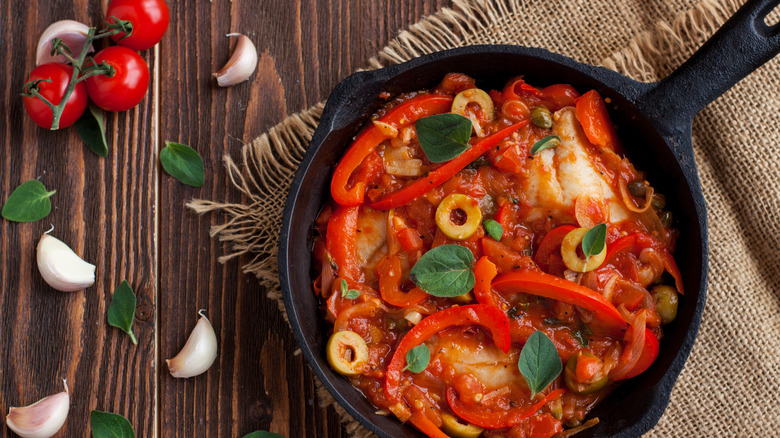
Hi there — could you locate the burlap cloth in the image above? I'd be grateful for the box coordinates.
[189,0,780,436]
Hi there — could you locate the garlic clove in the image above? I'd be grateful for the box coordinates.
[6,380,70,438]
[37,234,96,292]
[167,310,218,378]
[213,33,258,87]
[36,20,94,66]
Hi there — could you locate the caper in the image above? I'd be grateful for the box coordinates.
[651,193,666,210]
[530,105,553,129]
[627,180,648,198]
[652,285,679,324]
[564,351,609,394]
[660,211,673,228]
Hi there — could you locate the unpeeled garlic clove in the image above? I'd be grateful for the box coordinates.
[36,20,94,66]
[167,310,218,378]
[37,233,96,292]
[213,33,258,87]
[6,380,70,438]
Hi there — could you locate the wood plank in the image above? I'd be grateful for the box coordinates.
[0,0,157,436]
[157,0,448,436]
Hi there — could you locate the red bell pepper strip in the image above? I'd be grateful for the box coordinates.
[481,238,536,274]
[409,411,449,438]
[575,90,624,156]
[605,233,684,294]
[474,256,501,308]
[330,94,454,206]
[369,121,529,210]
[376,255,428,307]
[384,305,512,418]
[326,205,361,281]
[446,387,566,429]
[539,84,580,111]
[491,271,628,332]
[534,225,577,271]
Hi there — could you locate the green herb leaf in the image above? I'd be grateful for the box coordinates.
[340,279,360,299]
[415,113,472,163]
[483,219,503,241]
[160,141,205,187]
[76,102,108,157]
[581,223,607,258]
[90,410,135,438]
[242,432,284,438]
[409,244,475,297]
[572,324,592,347]
[1,180,55,222]
[518,331,562,396]
[108,281,138,345]
[404,344,430,373]
[530,135,561,155]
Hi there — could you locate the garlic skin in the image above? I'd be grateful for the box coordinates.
[213,33,258,87]
[6,380,70,438]
[37,234,96,292]
[36,20,94,66]
[167,311,218,378]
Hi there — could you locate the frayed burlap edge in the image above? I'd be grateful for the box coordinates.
[187,0,740,436]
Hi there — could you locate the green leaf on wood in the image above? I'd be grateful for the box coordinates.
[90,410,135,438]
[76,102,108,157]
[1,180,55,222]
[108,280,138,345]
[160,141,205,187]
[242,432,284,438]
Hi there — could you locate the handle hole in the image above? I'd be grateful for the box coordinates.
[763,2,780,32]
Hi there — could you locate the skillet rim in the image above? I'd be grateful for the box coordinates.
[280,44,708,438]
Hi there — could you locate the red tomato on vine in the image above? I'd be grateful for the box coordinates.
[106,0,170,51]
[23,63,88,129]
[86,46,150,112]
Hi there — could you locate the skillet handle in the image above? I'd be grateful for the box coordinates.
[639,0,780,131]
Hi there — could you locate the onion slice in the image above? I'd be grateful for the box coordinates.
[36,20,94,66]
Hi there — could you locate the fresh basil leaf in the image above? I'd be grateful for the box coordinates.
[1,180,55,222]
[416,113,472,163]
[409,244,475,297]
[404,344,430,373]
[76,102,108,157]
[483,219,503,241]
[90,410,135,438]
[530,135,561,155]
[160,141,205,187]
[108,281,138,345]
[518,330,562,396]
[242,432,284,438]
[581,223,607,258]
[343,289,360,299]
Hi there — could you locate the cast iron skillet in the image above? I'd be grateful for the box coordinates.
[280,1,780,436]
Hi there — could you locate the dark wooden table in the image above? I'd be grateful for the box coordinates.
[0,1,449,436]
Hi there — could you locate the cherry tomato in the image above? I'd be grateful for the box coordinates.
[106,0,170,51]
[86,46,150,112]
[23,63,87,129]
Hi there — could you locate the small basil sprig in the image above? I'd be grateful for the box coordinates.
[243,432,284,438]
[581,223,607,259]
[416,113,472,163]
[1,180,55,223]
[410,244,475,297]
[517,331,562,396]
[530,135,561,155]
[483,219,503,241]
[108,280,138,345]
[340,279,360,300]
[90,410,135,438]
[75,102,108,157]
[160,141,205,187]
[404,344,431,373]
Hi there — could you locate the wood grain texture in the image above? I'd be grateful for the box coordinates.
[1,0,448,436]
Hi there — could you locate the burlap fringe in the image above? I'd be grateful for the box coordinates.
[187,0,739,436]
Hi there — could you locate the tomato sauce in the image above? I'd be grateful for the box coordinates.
[313,73,681,437]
